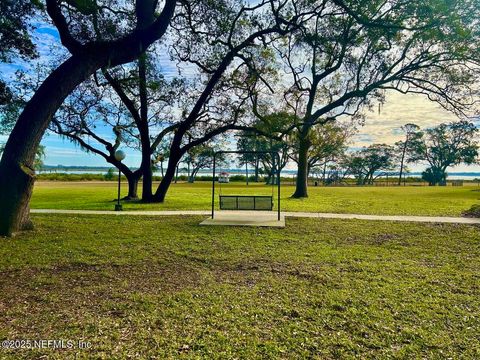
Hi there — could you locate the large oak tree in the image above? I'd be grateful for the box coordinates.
[51,56,183,200]
[249,0,480,197]
[149,0,316,202]
[0,0,176,236]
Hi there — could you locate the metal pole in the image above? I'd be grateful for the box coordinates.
[277,153,281,221]
[117,169,121,205]
[115,168,122,211]
[211,155,216,219]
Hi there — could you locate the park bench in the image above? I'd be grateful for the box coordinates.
[219,195,273,211]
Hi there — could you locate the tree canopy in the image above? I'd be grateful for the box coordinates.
[248,0,480,197]
[0,0,40,104]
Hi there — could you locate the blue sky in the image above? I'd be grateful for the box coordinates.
[1,21,479,172]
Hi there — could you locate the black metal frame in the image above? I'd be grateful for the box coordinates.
[212,150,281,221]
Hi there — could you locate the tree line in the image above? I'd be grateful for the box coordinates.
[320,120,479,186]
[0,0,479,235]
[184,119,477,187]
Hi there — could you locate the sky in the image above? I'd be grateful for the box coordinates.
[1,17,479,173]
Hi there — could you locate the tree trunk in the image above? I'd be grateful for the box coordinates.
[151,147,182,202]
[138,53,153,201]
[0,54,101,236]
[398,142,407,186]
[292,134,310,198]
[125,174,140,200]
[265,173,272,185]
[367,172,374,185]
[141,159,152,200]
[322,161,328,184]
[188,168,198,183]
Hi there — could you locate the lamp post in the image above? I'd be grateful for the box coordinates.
[114,150,126,211]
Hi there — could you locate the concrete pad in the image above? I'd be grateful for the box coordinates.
[199,211,285,227]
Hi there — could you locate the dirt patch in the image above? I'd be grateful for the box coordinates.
[0,260,204,335]
[210,260,328,286]
[462,204,480,218]
[371,233,402,245]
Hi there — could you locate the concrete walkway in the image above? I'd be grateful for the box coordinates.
[30,209,480,225]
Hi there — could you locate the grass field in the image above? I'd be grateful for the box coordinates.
[31,181,480,216]
[0,214,478,358]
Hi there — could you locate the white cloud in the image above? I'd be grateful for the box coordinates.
[354,91,460,148]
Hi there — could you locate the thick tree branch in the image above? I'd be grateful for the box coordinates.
[46,0,83,54]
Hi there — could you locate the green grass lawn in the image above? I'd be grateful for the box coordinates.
[0,214,478,358]
[31,181,480,216]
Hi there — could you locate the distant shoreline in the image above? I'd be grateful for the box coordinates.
[38,166,480,180]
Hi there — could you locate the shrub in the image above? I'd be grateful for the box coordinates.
[37,173,107,181]
[103,168,115,181]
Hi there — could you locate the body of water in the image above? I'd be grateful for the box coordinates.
[38,168,480,180]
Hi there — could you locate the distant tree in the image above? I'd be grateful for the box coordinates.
[410,120,479,185]
[421,168,447,186]
[237,114,290,184]
[103,168,115,181]
[185,144,225,183]
[395,123,421,185]
[342,144,396,185]
[257,140,289,185]
[322,160,351,185]
[288,123,353,183]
